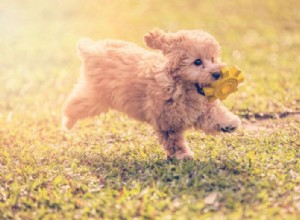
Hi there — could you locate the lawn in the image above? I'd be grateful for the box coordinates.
[0,0,300,219]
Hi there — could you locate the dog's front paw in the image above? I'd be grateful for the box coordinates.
[220,126,237,133]
[217,116,241,133]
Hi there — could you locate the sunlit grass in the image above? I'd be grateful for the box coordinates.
[0,0,300,219]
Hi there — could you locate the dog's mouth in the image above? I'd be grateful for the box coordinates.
[195,83,209,96]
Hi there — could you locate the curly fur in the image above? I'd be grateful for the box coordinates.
[62,29,241,159]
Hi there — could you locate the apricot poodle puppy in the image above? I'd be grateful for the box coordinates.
[62,29,241,160]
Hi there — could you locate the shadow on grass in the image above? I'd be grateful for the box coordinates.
[78,151,259,211]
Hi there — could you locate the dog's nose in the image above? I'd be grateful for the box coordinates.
[212,72,221,80]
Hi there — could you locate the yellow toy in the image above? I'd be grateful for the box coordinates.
[203,66,244,102]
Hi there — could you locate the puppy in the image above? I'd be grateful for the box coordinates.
[62,29,241,160]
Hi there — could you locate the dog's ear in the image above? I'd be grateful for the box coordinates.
[144,29,182,54]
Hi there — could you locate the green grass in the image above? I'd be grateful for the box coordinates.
[1,0,300,219]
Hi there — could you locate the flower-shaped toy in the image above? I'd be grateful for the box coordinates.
[203,66,244,102]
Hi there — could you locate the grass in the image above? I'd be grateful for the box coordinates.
[0,0,300,219]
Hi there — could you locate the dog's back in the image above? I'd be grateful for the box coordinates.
[62,39,162,129]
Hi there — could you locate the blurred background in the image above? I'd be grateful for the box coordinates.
[0,0,299,122]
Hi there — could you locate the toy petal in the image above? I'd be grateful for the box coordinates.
[203,87,215,96]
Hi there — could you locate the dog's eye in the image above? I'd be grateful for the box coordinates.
[194,59,202,66]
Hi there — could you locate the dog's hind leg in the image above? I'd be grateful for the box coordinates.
[62,83,108,130]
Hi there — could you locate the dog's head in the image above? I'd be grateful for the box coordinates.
[144,29,225,95]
